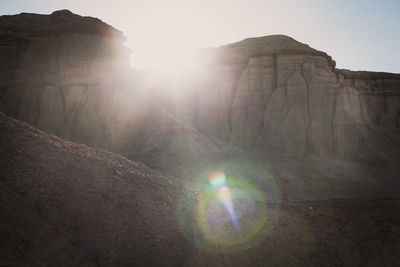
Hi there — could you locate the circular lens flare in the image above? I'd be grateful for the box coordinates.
[177,165,280,253]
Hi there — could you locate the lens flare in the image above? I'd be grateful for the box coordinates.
[177,161,281,252]
[210,173,240,229]
[209,171,227,189]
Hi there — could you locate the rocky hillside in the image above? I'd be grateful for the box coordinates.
[0,111,196,266]
[1,111,400,266]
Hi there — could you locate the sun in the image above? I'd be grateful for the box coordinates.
[128,32,210,81]
[128,35,206,82]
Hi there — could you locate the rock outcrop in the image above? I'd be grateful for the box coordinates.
[158,35,400,159]
[0,10,131,148]
[1,11,400,161]
[0,10,235,155]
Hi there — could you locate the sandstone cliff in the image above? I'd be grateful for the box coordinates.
[159,35,400,159]
[1,11,400,161]
[0,10,233,155]
[0,10,130,148]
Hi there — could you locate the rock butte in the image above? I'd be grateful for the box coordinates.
[1,10,400,163]
[1,10,400,161]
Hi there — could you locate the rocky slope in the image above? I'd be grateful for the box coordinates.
[0,111,196,266]
[1,111,400,266]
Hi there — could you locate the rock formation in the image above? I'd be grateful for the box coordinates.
[158,36,400,160]
[0,10,234,155]
[0,10,131,148]
[1,10,400,266]
[1,11,400,161]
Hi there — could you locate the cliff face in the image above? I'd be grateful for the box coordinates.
[0,10,234,154]
[161,35,400,159]
[183,35,341,156]
[0,10,131,148]
[1,11,400,160]
[333,70,400,159]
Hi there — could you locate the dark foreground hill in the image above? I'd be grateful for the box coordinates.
[1,112,400,266]
[0,111,196,266]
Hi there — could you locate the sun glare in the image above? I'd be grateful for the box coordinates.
[134,41,207,85]
[152,49,198,76]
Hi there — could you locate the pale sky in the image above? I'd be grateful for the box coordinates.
[1,0,399,72]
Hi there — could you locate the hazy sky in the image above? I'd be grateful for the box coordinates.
[1,0,399,72]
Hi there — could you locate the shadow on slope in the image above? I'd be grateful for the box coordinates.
[1,112,400,266]
[0,112,196,266]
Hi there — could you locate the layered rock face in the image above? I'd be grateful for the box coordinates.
[0,10,234,155]
[0,10,131,148]
[334,70,400,158]
[1,11,399,160]
[162,36,400,159]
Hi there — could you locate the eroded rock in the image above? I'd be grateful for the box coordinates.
[0,10,130,148]
[1,11,400,161]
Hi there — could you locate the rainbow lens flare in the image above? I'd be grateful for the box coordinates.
[209,172,239,229]
[209,171,227,189]
[177,163,281,252]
